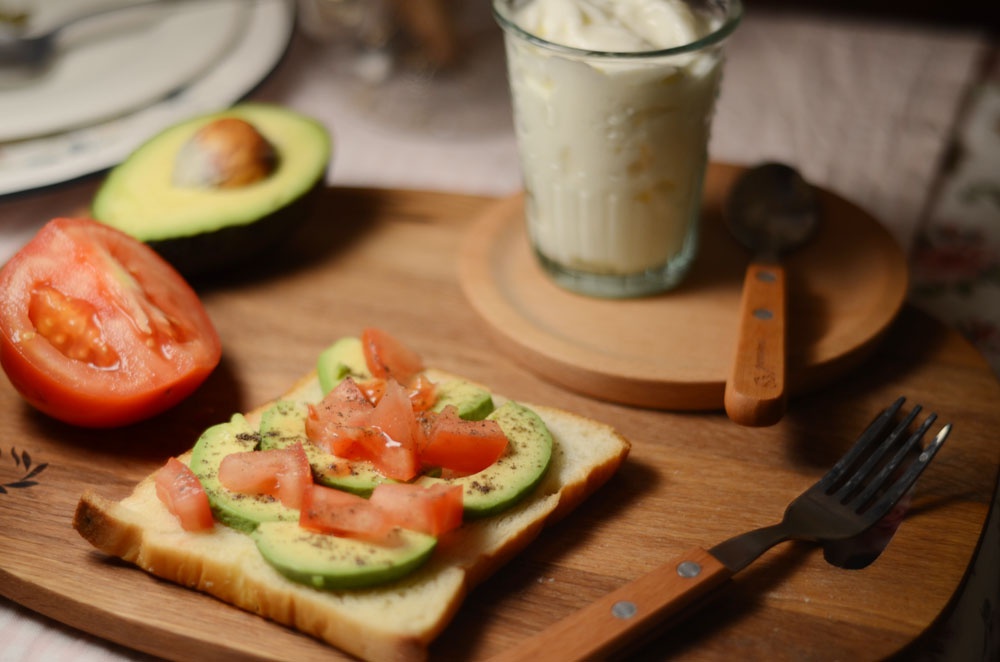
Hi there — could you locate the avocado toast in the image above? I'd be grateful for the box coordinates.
[74,334,631,661]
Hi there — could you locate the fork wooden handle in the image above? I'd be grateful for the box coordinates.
[488,548,732,661]
[725,261,787,427]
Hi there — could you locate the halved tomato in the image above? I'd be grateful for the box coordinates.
[361,327,424,383]
[420,406,508,475]
[0,218,221,428]
[218,443,312,509]
[155,457,214,532]
[369,482,463,536]
[299,484,396,542]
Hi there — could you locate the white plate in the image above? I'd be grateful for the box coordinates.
[0,0,247,142]
[0,0,293,197]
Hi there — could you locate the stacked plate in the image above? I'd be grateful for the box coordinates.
[0,0,294,196]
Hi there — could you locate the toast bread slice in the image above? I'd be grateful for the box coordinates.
[74,368,631,661]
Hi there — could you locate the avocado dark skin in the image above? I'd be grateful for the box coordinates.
[148,180,323,280]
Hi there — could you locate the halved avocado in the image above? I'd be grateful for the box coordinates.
[91,103,331,277]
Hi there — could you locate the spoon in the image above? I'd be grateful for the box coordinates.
[723,162,820,427]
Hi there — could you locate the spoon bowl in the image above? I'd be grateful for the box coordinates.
[723,163,820,426]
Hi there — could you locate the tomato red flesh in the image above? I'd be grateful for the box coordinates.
[307,377,421,481]
[218,443,312,509]
[0,218,221,427]
[28,285,119,369]
[361,379,420,481]
[305,332,511,483]
[306,377,378,456]
[299,484,396,543]
[357,374,436,411]
[369,482,463,536]
[155,457,214,532]
[361,327,424,383]
[421,406,508,475]
[406,373,437,411]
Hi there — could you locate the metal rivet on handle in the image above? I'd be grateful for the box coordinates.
[677,561,702,578]
[611,601,637,620]
[753,308,774,320]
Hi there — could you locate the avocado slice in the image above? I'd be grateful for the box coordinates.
[91,103,331,277]
[259,400,387,497]
[189,413,298,533]
[419,401,553,518]
[252,521,436,590]
[431,379,495,421]
[316,336,369,395]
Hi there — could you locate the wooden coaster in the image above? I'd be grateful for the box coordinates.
[458,163,910,410]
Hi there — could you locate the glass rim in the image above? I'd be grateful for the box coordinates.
[492,0,743,59]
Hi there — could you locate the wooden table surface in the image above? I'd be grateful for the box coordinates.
[1,183,997,661]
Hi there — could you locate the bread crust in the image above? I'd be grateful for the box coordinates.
[73,370,630,661]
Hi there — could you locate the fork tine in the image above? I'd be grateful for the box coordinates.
[832,405,921,502]
[863,423,951,521]
[849,413,942,516]
[816,397,905,492]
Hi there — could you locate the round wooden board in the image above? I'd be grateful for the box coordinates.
[458,163,910,410]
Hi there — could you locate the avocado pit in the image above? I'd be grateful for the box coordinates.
[173,117,278,189]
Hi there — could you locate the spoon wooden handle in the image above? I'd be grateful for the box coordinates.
[725,260,787,426]
[487,547,732,661]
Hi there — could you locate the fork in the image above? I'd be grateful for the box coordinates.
[491,397,951,661]
[0,0,180,71]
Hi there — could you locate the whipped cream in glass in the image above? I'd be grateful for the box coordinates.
[494,0,742,297]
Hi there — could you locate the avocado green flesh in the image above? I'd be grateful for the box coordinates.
[259,400,387,497]
[316,336,370,395]
[252,521,436,590]
[419,401,553,518]
[189,414,297,533]
[431,379,495,421]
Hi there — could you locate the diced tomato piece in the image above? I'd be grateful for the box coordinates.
[356,374,436,412]
[361,328,424,383]
[299,484,396,543]
[355,377,387,406]
[306,377,376,456]
[155,457,214,532]
[421,406,508,475]
[369,482,463,536]
[305,374,428,482]
[307,377,420,480]
[358,379,420,481]
[406,373,437,411]
[217,443,312,509]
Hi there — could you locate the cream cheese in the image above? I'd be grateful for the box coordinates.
[499,0,731,292]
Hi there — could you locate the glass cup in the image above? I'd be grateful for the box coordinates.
[493,0,742,298]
